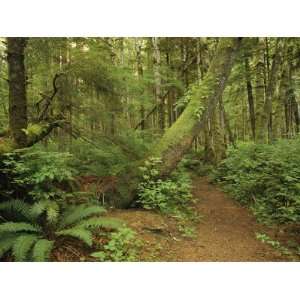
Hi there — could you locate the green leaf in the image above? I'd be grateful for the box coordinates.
[78,217,124,230]
[0,222,41,234]
[0,234,19,258]
[60,205,106,227]
[32,239,54,262]
[0,200,32,220]
[56,227,93,247]
[12,234,39,261]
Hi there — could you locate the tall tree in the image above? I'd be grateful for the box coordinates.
[7,37,28,148]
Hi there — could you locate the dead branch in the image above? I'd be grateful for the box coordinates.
[37,73,65,121]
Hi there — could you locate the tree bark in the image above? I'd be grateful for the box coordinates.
[244,57,256,141]
[110,38,242,208]
[135,38,145,130]
[152,37,165,131]
[257,39,283,143]
[7,37,28,148]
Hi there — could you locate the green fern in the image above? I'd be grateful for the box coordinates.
[46,202,59,223]
[78,217,124,230]
[0,234,19,258]
[0,222,41,234]
[0,200,32,220]
[30,200,60,223]
[32,239,54,262]
[56,227,93,246]
[12,234,39,261]
[60,204,106,227]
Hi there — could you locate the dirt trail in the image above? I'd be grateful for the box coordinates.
[108,176,288,261]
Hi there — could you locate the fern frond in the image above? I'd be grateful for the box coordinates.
[46,202,59,223]
[30,200,60,224]
[12,234,39,261]
[32,239,54,262]
[78,217,124,230]
[0,234,19,258]
[30,200,49,218]
[60,205,106,228]
[0,200,32,220]
[56,227,93,246]
[0,222,41,234]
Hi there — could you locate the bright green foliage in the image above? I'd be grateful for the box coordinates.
[32,239,54,262]
[213,139,300,224]
[0,149,76,205]
[0,222,41,233]
[138,157,194,213]
[60,204,106,227]
[0,200,122,261]
[91,227,142,262]
[0,149,123,262]
[56,227,93,246]
[12,234,39,261]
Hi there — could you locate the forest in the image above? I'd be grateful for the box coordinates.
[0,37,300,262]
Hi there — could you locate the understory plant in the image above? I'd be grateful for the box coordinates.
[137,157,199,237]
[0,200,122,261]
[91,227,142,262]
[137,157,194,214]
[0,149,123,261]
[213,139,300,225]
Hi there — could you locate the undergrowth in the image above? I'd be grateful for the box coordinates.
[0,149,135,262]
[213,139,300,225]
[137,157,200,238]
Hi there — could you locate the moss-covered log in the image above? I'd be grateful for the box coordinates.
[111,38,242,208]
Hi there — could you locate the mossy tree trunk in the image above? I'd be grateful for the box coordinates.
[7,37,28,148]
[111,38,242,208]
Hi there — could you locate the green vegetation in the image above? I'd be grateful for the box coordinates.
[138,157,194,213]
[213,139,300,225]
[91,228,142,262]
[1,37,300,261]
[0,150,123,261]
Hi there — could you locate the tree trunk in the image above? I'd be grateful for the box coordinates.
[135,38,145,130]
[254,41,266,142]
[244,57,256,141]
[152,37,164,131]
[257,39,283,143]
[110,38,242,208]
[7,37,28,148]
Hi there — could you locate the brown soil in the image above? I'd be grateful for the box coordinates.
[108,176,297,261]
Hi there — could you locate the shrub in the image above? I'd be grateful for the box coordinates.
[91,227,142,262]
[213,139,300,225]
[137,157,194,214]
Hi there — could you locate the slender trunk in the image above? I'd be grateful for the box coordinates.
[152,37,164,130]
[244,57,256,141]
[258,39,283,143]
[135,38,145,130]
[219,96,235,147]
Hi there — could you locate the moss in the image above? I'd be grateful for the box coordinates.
[23,123,44,139]
[0,137,15,154]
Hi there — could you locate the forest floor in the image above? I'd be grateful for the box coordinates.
[108,176,299,262]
